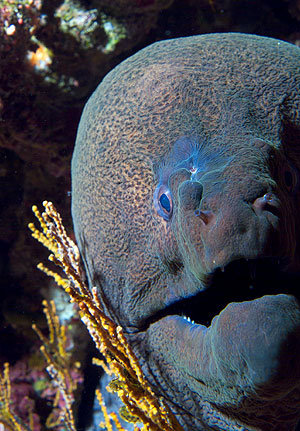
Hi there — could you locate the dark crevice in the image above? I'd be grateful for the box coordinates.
[76,347,104,430]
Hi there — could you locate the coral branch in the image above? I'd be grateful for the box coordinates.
[32,300,80,431]
[0,363,31,431]
[29,202,183,431]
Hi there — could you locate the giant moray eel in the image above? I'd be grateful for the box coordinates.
[71,33,300,430]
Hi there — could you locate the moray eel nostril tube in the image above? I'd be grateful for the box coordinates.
[71,33,300,430]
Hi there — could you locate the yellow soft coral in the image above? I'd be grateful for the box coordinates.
[29,201,183,431]
[0,363,31,431]
[33,300,80,431]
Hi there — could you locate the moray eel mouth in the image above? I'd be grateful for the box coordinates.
[145,257,299,328]
[143,257,300,407]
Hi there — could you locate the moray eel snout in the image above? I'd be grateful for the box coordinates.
[154,136,293,278]
[72,33,300,430]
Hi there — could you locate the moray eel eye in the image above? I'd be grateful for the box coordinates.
[154,184,173,221]
[160,193,171,212]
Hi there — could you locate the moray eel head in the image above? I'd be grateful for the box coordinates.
[72,33,300,430]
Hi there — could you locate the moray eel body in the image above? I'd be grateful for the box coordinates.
[71,33,300,430]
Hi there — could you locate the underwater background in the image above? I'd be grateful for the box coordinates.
[1,0,300,429]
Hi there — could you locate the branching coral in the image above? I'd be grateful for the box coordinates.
[0,363,31,431]
[32,300,81,431]
[0,300,82,431]
[29,201,183,431]
[0,359,46,431]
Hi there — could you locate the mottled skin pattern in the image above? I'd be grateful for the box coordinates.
[71,34,300,430]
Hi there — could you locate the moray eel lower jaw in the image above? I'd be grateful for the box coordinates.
[147,293,300,400]
[136,257,300,428]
